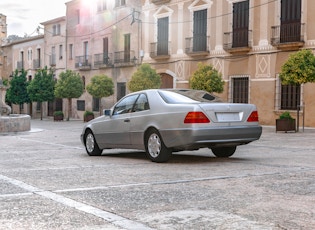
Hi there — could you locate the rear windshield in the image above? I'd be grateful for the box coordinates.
[158,89,222,104]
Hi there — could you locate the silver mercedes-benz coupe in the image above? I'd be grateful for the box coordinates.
[81,89,262,162]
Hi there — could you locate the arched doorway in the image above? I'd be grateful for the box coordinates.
[160,73,173,88]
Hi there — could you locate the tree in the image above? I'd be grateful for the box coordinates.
[6,35,23,43]
[279,50,315,131]
[128,64,161,92]
[280,49,315,85]
[54,70,84,121]
[5,69,30,113]
[189,63,224,93]
[86,74,114,114]
[27,67,55,120]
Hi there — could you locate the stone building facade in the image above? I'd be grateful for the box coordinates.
[1,0,315,127]
[142,0,315,127]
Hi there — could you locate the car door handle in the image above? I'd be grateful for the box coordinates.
[124,119,130,122]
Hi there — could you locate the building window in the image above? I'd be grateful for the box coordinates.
[232,0,249,48]
[124,34,130,62]
[77,100,85,111]
[36,102,41,111]
[280,84,301,110]
[157,17,169,55]
[69,44,73,60]
[57,24,61,35]
[93,97,100,112]
[59,45,63,59]
[117,82,126,101]
[280,0,302,43]
[37,48,41,60]
[76,10,80,24]
[97,0,107,12]
[193,9,207,52]
[115,0,126,7]
[51,46,56,66]
[19,51,24,70]
[230,76,249,103]
[84,41,88,61]
[275,76,302,111]
[53,24,60,36]
[28,49,32,60]
[103,37,109,64]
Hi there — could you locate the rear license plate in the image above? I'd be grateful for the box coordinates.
[216,112,241,122]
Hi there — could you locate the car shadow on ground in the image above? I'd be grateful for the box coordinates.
[96,150,251,164]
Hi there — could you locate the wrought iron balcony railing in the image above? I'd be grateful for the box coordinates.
[185,36,210,55]
[114,51,136,66]
[271,23,305,46]
[33,59,41,69]
[94,53,113,68]
[17,61,24,70]
[50,54,56,66]
[75,55,92,70]
[223,30,252,50]
[150,42,171,58]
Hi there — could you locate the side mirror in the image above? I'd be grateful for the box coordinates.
[104,109,111,116]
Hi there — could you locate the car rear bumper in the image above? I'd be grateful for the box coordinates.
[160,126,262,149]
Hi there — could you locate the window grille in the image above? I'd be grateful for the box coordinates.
[77,100,85,111]
[229,76,249,103]
[275,75,302,110]
[93,97,100,112]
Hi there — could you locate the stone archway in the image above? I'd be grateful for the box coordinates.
[160,73,173,88]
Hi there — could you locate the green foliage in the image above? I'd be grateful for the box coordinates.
[5,69,30,106]
[189,63,224,93]
[54,70,84,99]
[280,49,315,85]
[128,64,161,92]
[86,74,114,98]
[2,79,8,86]
[279,111,293,120]
[53,111,64,116]
[54,70,84,121]
[27,67,55,103]
[84,110,94,117]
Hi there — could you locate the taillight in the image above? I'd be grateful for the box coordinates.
[247,111,259,122]
[184,112,210,123]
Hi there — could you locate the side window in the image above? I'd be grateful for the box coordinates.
[113,95,139,115]
[133,94,150,112]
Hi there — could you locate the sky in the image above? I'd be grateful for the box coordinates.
[0,0,68,37]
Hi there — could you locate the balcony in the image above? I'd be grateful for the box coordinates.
[150,42,170,59]
[223,30,252,54]
[75,55,92,70]
[151,0,170,4]
[114,51,136,67]
[50,54,56,66]
[271,23,305,51]
[94,53,113,68]
[185,36,209,56]
[17,61,24,71]
[33,59,41,69]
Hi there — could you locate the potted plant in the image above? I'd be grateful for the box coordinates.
[84,110,95,122]
[276,111,296,132]
[53,111,64,121]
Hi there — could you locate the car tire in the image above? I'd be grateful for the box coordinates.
[145,129,172,163]
[85,130,102,156]
[211,146,236,158]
